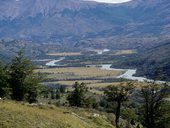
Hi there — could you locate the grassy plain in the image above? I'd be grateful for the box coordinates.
[35,67,123,79]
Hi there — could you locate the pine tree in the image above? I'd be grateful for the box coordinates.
[9,50,41,102]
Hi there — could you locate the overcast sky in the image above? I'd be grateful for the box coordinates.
[84,0,132,4]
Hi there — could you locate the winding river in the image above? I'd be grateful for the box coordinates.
[45,57,168,84]
[45,57,65,66]
[97,49,110,55]
[100,64,167,84]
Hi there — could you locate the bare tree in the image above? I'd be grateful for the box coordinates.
[104,82,134,127]
[140,82,168,128]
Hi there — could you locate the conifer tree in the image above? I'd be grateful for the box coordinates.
[9,50,41,102]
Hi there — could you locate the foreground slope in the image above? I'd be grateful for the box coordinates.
[0,100,115,128]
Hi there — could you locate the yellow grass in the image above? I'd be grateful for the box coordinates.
[35,67,122,78]
[47,52,82,56]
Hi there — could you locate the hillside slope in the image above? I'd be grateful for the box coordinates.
[135,42,170,81]
[112,41,170,81]
[0,100,115,128]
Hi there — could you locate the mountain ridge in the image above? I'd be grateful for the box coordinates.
[0,0,170,49]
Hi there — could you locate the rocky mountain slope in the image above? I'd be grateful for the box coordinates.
[0,0,170,49]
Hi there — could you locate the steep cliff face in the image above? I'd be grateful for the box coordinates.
[0,0,170,48]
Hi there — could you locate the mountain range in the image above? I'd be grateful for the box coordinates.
[0,0,170,49]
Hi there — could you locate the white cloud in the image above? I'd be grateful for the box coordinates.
[84,0,132,4]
